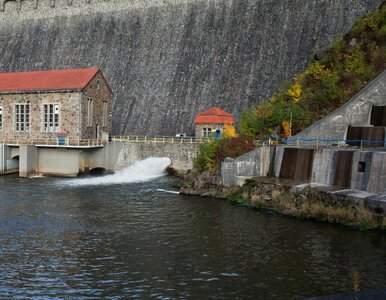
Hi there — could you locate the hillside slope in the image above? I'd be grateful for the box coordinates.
[238,1,386,138]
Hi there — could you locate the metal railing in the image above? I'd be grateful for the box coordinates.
[262,136,386,150]
[1,138,105,147]
[112,135,207,144]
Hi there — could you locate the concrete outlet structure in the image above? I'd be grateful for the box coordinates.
[1,140,199,177]
[223,145,386,194]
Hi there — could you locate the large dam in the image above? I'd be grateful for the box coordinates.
[0,0,383,135]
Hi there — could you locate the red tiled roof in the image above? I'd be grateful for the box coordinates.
[194,107,235,124]
[0,68,100,93]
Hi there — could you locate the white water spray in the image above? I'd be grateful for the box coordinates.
[64,157,172,186]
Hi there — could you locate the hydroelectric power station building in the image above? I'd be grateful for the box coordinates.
[0,68,117,177]
[0,68,113,142]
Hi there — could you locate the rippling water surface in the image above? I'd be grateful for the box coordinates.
[1,170,386,299]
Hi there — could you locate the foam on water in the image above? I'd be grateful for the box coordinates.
[64,157,171,186]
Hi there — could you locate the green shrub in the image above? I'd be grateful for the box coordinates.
[194,140,218,172]
[194,136,256,172]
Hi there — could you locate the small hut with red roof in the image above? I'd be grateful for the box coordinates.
[194,107,235,138]
[0,68,113,143]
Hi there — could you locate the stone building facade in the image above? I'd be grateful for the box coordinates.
[194,107,235,138]
[0,68,113,143]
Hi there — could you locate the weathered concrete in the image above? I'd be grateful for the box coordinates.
[11,140,197,177]
[355,151,386,194]
[7,146,19,172]
[221,146,272,187]
[35,147,83,176]
[365,194,386,215]
[0,145,19,175]
[296,70,386,142]
[19,144,38,177]
[0,0,382,135]
[115,141,200,171]
[86,141,124,172]
[222,145,386,195]
[310,148,336,186]
[273,146,285,178]
[24,143,123,177]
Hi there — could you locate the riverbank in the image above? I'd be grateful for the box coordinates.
[180,172,386,231]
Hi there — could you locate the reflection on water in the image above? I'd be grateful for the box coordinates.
[0,174,386,299]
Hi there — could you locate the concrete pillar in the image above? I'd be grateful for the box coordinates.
[0,144,7,174]
[19,145,38,177]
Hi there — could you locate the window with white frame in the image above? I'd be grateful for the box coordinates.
[202,127,212,138]
[102,101,108,127]
[15,104,30,132]
[43,104,59,132]
[0,105,2,130]
[87,98,93,127]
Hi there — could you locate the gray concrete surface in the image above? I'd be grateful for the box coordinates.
[115,141,200,172]
[221,146,272,187]
[7,141,198,177]
[311,148,336,186]
[222,145,386,195]
[365,194,386,215]
[19,145,38,177]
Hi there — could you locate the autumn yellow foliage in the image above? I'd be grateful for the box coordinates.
[304,61,326,80]
[281,120,291,137]
[223,123,237,138]
[287,81,302,103]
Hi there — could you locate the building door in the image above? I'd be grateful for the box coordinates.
[216,129,221,139]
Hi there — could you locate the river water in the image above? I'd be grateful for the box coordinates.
[0,158,385,299]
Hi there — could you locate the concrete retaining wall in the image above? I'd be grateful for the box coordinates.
[19,142,124,177]
[221,146,272,187]
[115,141,200,171]
[311,148,337,186]
[36,148,82,177]
[1,141,198,177]
[86,142,123,171]
[351,151,386,194]
[222,145,386,194]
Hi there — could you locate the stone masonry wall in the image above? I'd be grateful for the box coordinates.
[0,0,382,135]
[194,123,228,138]
[81,71,113,139]
[0,91,81,142]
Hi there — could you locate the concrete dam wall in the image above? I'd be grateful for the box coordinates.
[0,0,383,135]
